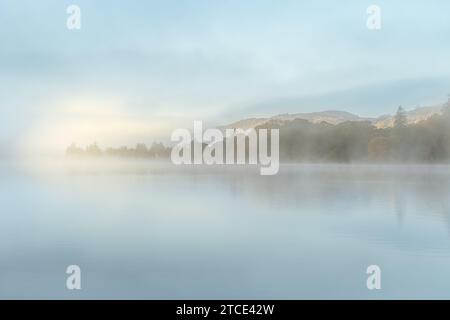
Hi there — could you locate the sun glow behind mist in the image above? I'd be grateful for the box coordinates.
[18,98,180,157]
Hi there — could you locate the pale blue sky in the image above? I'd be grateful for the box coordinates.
[1,0,450,152]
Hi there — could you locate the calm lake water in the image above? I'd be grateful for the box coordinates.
[1,161,450,299]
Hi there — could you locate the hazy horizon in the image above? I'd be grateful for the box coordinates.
[2,96,449,158]
[2,1,450,154]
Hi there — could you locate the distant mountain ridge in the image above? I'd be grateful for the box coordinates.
[222,105,446,129]
[373,105,444,128]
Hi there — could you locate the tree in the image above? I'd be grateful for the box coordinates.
[368,136,390,161]
[66,143,84,156]
[149,142,169,158]
[394,106,408,128]
[443,95,450,118]
[85,143,102,156]
[135,143,148,157]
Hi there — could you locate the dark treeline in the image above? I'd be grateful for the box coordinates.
[67,102,450,163]
[258,103,450,163]
[66,142,171,159]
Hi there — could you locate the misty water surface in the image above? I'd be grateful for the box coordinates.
[1,161,450,299]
